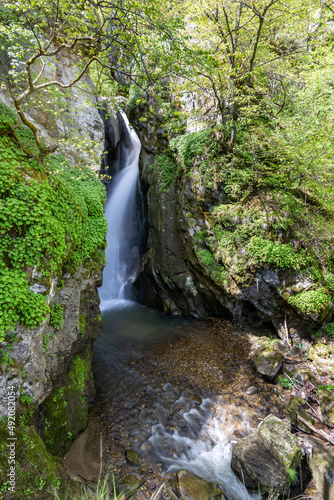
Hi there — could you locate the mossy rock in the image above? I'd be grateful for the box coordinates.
[176,469,227,500]
[125,448,139,466]
[232,416,302,493]
[42,351,94,455]
[0,421,79,499]
[252,345,284,379]
[118,474,145,497]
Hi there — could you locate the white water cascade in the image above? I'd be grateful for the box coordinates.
[96,113,254,500]
[98,112,141,311]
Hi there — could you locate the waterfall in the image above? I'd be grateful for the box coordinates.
[98,112,142,311]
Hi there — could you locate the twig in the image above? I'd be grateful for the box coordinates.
[151,483,165,500]
[297,415,334,445]
[257,413,273,428]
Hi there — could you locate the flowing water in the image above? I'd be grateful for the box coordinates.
[94,116,285,499]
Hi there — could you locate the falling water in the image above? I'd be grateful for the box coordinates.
[96,112,254,500]
[98,112,142,310]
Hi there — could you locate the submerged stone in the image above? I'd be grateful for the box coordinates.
[125,448,140,466]
[231,416,301,492]
[118,474,144,497]
[177,469,228,500]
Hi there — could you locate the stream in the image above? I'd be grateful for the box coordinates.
[87,114,286,498]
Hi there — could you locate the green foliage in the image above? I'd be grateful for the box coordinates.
[0,103,107,339]
[288,289,332,315]
[323,323,334,337]
[324,273,334,292]
[127,86,144,113]
[317,384,334,391]
[79,314,86,335]
[286,468,298,484]
[20,390,34,405]
[197,249,228,288]
[0,269,49,340]
[156,154,177,191]
[50,304,64,331]
[279,377,293,389]
[170,129,211,172]
[247,237,303,270]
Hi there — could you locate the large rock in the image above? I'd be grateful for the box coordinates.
[231,416,301,492]
[177,469,227,500]
[308,444,334,500]
[0,264,103,419]
[252,345,284,378]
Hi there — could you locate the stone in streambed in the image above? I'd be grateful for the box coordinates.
[252,345,284,378]
[118,474,145,497]
[231,416,301,493]
[177,469,228,500]
[125,448,139,466]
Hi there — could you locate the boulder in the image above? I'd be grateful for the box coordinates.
[177,469,228,500]
[252,345,284,378]
[231,416,301,492]
[118,474,145,498]
[308,445,334,500]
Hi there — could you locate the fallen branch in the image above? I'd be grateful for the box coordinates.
[297,415,334,446]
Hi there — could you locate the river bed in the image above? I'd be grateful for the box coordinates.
[77,301,288,499]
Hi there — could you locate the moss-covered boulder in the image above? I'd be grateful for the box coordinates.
[231,416,302,493]
[252,345,284,379]
[307,343,334,377]
[42,350,94,455]
[0,421,80,499]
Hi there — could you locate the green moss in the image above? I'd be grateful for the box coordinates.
[78,313,86,335]
[49,304,64,331]
[0,421,76,499]
[156,154,177,191]
[0,102,107,341]
[288,288,332,316]
[197,249,229,288]
[247,237,304,270]
[42,351,93,455]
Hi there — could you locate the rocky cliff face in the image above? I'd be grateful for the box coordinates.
[133,117,332,346]
[0,51,120,498]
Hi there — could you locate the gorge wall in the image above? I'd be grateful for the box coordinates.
[131,103,334,348]
[0,53,121,498]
